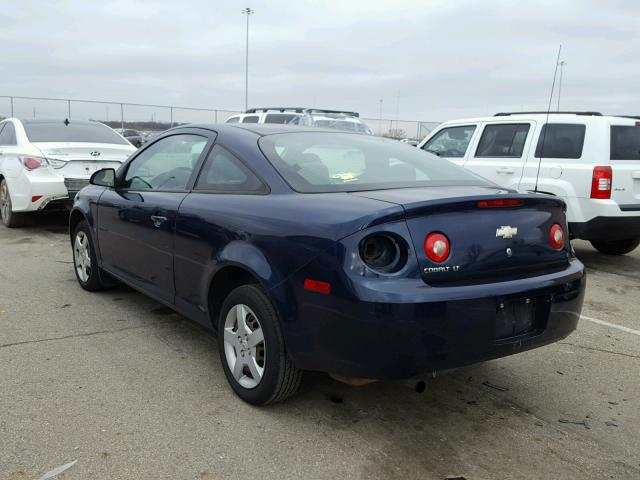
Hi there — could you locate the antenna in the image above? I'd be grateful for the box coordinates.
[534,44,562,193]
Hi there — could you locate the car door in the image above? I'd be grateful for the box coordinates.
[464,122,534,188]
[420,125,478,166]
[97,130,213,302]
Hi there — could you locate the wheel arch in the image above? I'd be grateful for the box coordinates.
[68,208,88,244]
[206,263,267,330]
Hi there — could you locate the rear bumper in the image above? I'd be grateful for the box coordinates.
[570,216,640,241]
[284,259,585,380]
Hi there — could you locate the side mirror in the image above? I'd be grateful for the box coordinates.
[90,168,116,187]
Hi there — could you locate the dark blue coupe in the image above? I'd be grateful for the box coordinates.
[70,124,585,405]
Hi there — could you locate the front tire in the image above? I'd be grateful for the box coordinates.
[218,284,302,405]
[590,238,640,255]
[72,221,108,291]
[0,179,25,228]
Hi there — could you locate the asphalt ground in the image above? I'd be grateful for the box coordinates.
[1,213,639,480]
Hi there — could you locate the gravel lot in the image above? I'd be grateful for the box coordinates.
[1,213,639,480]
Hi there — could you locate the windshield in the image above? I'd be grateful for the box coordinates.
[259,132,490,193]
[24,121,129,145]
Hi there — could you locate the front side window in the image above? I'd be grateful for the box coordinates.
[226,116,240,124]
[242,116,260,124]
[422,125,476,157]
[23,121,129,145]
[259,132,489,193]
[0,122,17,146]
[535,124,586,159]
[123,134,208,190]
[194,145,266,193]
[610,125,640,160]
[475,124,530,157]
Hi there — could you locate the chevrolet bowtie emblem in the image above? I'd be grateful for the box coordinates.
[496,226,518,239]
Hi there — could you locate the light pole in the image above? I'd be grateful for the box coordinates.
[378,97,383,135]
[557,60,566,111]
[242,7,254,111]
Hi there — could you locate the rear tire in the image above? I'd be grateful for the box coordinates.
[72,220,108,291]
[0,179,25,228]
[218,284,302,405]
[590,238,640,255]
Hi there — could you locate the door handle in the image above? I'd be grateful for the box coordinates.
[496,168,515,175]
[150,215,168,228]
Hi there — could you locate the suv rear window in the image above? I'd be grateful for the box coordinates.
[475,124,530,157]
[23,121,129,145]
[611,125,640,160]
[535,124,586,159]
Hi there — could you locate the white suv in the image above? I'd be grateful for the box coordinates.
[226,108,373,134]
[419,112,640,255]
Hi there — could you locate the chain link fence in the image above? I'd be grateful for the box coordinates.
[0,96,440,140]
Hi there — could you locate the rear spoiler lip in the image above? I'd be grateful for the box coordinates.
[398,193,566,218]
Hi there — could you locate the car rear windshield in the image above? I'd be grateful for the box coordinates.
[23,121,129,144]
[611,125,640,160]
[259,132,490,193]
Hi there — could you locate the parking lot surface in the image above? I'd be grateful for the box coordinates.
[1,214,639,480]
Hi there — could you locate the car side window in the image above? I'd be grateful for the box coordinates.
[475,124,530,157]
[226,116,240,124]
[422,125,476,157]
[122,134,208,191]
[535,124,586,159]
[242,115,260,124]
[0,122,17,146]
[194,145,267,193]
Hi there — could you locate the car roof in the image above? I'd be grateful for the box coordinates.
[178,123,350,137]
[19,118,106,125]
[438,112,638,125]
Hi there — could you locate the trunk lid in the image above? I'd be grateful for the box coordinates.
[351,187,571,285]
[34,142,134,178]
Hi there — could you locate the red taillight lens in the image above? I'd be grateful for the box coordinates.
[550,224,565,250]
[31,195,43,203]
[303,278,331,295]
[20,156,46,171]
[424,232,451,263]
[590,166,612,199]
[477,199,523,208]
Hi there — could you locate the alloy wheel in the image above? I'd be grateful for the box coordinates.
[73,231,92,283]
[223,303,266,389]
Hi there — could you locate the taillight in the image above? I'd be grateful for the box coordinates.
[424,232,450,263]
[20,156,47,171]
[477,198,523,208]
[550,223,565,250]
[590,166,612,199]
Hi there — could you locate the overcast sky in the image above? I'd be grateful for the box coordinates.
[1,0,639,122]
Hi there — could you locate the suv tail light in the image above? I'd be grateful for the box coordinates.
[590,166,612,199]
[19,156,47,171]
[549,223,565,250]
[424,232,451,263]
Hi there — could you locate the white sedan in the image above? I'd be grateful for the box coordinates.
[0,118,136,227]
